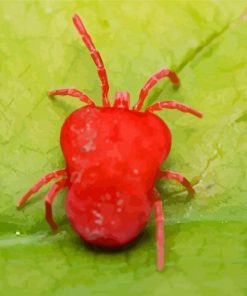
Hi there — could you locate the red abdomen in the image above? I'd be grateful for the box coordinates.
[60,106,171,247]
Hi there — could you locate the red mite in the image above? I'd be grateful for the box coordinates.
[17,14,203,271]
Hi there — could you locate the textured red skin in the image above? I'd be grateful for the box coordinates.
[61,105,171,247]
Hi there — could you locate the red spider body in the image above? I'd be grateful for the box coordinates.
[62,105,171,247]
[18,14,203,271]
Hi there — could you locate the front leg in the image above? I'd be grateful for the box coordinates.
[48,88,95,106]
[146,101,203,118]
[133,68,180,111]
[157,170,195,195]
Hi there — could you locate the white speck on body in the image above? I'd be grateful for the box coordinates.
[92,210,104,225]
[87,228,104,240]
[117,199,124,206]
[133,168,139,175]
[117,208,122,213]
[81,140,96,152]
[16,231,20,236]
[92,210,101,218]
[72,156,77,163]
[95,219,103,225]
[70,124,80,134]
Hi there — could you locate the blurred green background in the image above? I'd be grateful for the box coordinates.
[0,1,247,295]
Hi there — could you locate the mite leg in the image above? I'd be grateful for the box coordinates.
[45,179,68,231]
[153,188,165,271]
[157,170,195,195]
[133,68,180,111]
[145,100,203,118]
[17,169,67,207]
[48,88,95,106]
[73,14,110,107]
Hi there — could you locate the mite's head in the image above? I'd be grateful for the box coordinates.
[113,91,130,109]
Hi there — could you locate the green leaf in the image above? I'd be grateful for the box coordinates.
[1,1,247,295]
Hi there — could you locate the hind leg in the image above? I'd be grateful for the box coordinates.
[153,188,165,271]
[45,179,68,231]
[157,170,195,195]
[146,101,203,118]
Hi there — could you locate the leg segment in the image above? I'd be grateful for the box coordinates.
[153,188,165,271]
[145,100,203,118]
[45,179,68,231]
[133,68,180,111]
[157,170,195,195]
[17,169,67,207]
[48,88,95,106]
[73,14,110,107]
